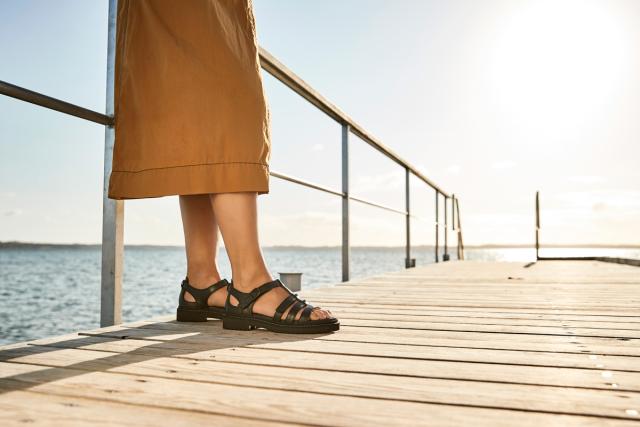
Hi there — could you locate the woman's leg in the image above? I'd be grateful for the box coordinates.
[209,192,331,320]
[179,194,227,306]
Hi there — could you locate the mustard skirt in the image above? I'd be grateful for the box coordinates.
[107,0,271,200]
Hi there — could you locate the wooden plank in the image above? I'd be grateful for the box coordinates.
[303,298,640,314]
[21,333,640,392]
[326,311,640,329]
[335,319,640,339]
[0,391,283,427]
[6,362,635,427]
[36,323,639,371]
[307,302,640,319]
[78,320,640,356]
[3,345,639,420]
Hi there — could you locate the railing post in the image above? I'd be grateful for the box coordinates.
[535,191,540,261]
[100,0,123,327]
[443,196,450,261]
[404,167,414,268]
[435,191,439,263]
[455,197,464,260]
[451,194,456,249]
[341,123,350,282]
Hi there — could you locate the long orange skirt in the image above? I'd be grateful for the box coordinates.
[107,0,271,200]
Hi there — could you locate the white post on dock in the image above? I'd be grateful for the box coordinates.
[100,0,124,327]
[279,272,302,292]
[341,123,350,282]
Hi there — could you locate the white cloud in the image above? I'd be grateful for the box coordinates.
[446,164,461,174]
[2,208,23,216]
[352,169,404,193]
[568,175,606,184]
[491,160,517,170]
[311,143,325,152]
[553,190,640,211]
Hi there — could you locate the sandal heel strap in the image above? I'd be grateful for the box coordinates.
[180,277,229,305]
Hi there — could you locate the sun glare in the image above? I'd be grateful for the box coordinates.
[490,0,629,142]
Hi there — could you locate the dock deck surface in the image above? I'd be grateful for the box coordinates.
[1,260,639,426]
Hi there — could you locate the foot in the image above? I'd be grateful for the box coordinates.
[230,275,334,321]
[183,273,228,308]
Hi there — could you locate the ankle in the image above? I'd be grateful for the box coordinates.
[232,270,272,293]
[186,271,222,289]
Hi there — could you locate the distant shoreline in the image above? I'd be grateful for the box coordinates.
[1,241,639,250]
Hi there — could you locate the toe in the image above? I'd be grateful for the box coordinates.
[317,307,331,319]
[310,307,325,320]
[315,308,331,320]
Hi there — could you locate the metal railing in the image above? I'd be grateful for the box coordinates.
[534,191,638,266]
[0,0,464,326]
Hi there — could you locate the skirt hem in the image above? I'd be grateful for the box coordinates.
[107,162,269,200]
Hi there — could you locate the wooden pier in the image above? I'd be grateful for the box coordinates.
[1,260,639,426]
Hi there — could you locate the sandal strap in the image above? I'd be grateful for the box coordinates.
[274,294,298,321]
[285,300,307,323]
[299,304,314,322]
[226,278,321,324]
[228,279,282,310]
[181,277,229,305]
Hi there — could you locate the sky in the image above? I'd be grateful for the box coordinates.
[1,0,639,247]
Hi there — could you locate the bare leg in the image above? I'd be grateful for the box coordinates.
[209,192,331,320]
[179,194,227,307]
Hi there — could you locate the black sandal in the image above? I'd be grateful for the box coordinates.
[222,278,339,334]
[176,276,229,322]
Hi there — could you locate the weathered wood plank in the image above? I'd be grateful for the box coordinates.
[17,332,640,392]
[305,302,640,319]
[23,331,640,371]
[2,345,639,419]
[0,390,284,426]
[6,362,636,427]
[77,320,640,356]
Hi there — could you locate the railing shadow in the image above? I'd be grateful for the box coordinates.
[0,318,333,395]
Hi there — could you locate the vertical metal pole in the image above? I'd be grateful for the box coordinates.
[341,123,350,282]
[404,167,413,268]
[435,191,439,263]
[443,196,449,261]
[101,0,123,327]
[452,194,458,259]
[535,191,540,261]
[452,194,456,233]
[455,197,464,260]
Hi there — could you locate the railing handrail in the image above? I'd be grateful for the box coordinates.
[0,0,464,327]
[533,191,638,267]
[0,80,112,125]
[259,48,450,198]
[1,50,449,199]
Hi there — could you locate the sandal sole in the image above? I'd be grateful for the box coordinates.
[222,315,339,334]
[176,307,225,322]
